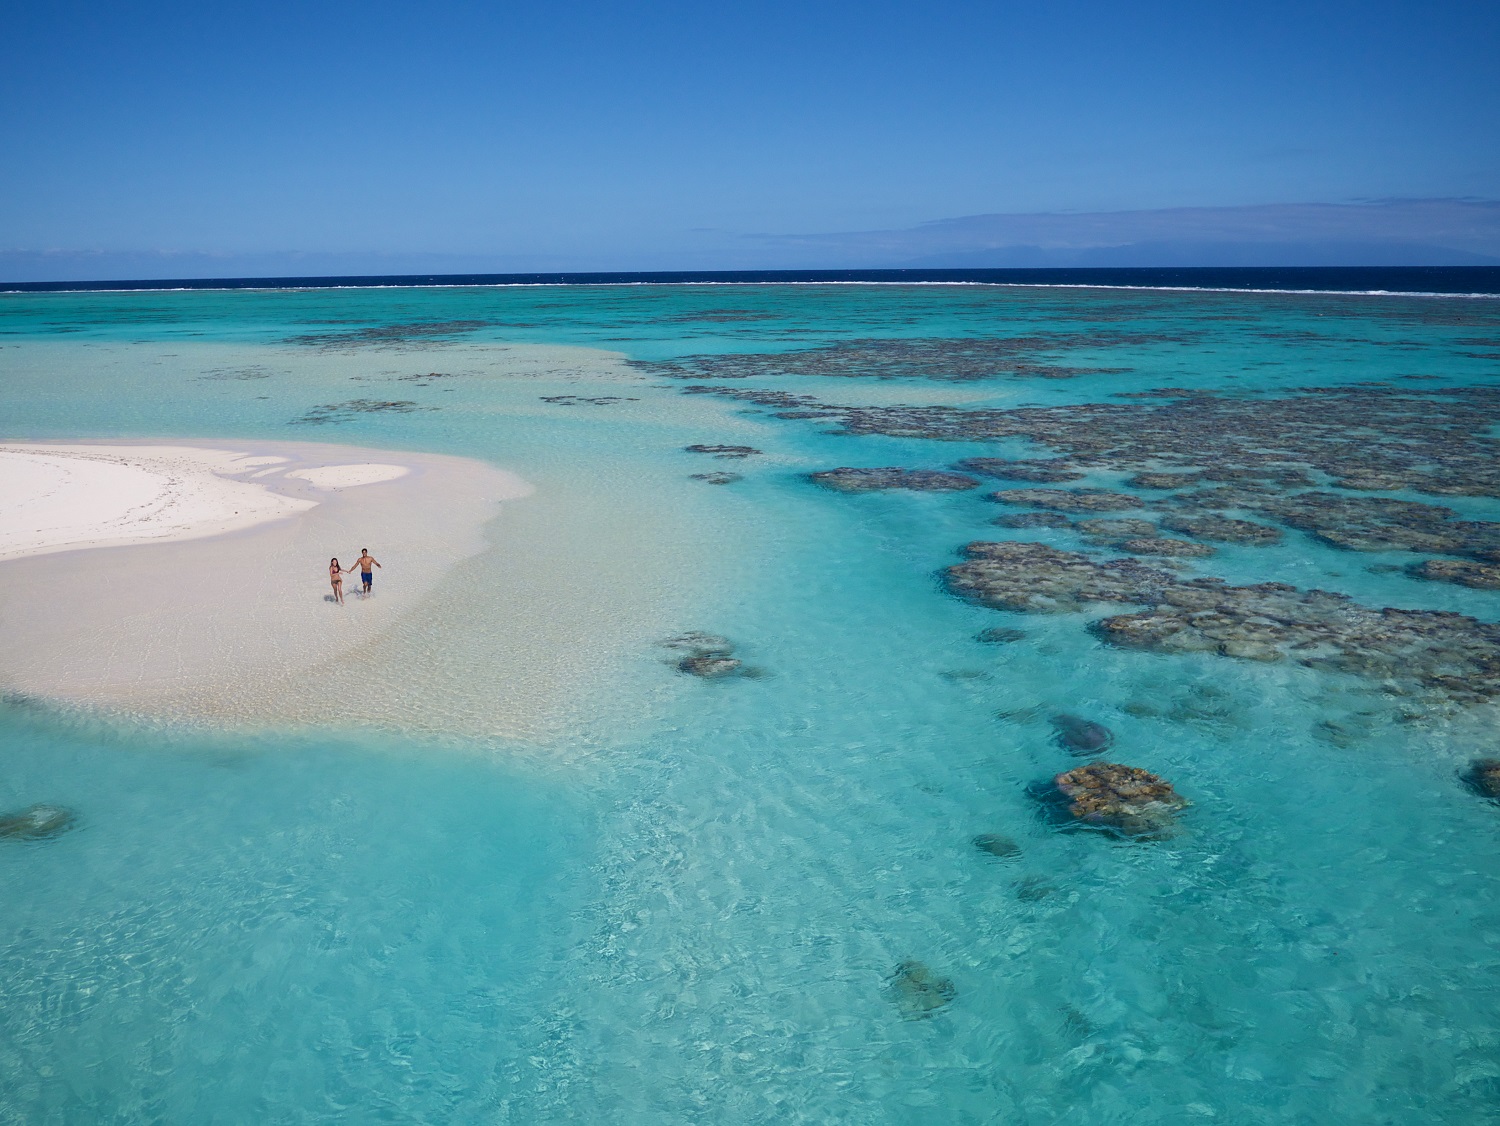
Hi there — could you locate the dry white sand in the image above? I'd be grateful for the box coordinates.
[0,445,316,561]
[0,438,538,732]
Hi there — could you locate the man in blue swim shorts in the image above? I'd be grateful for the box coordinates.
[354,548,381,596]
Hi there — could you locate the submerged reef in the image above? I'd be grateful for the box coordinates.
[684,382,1500,501]
[1076,518,1159,540]
[954,457,1085,483]
[976,626,1029,644]
[1460,759,1500,800]
[684,444,760,459]
[809,467,981,492]
[947,542,1178,613]
[541,394,639,406]
[1116,537,1217,558]
[0,804,77,841]
[631,334,1159,383]
[947,541,1500,702]
[994,512,1075,529]
[1049,762,1189,838]
[690,471,742,485]
[659,632,746,678]
[1157,513,1283,545]
[679,655,742,678]
[687,377,1500,704]
[285,320,491,348]
[291,399,432,425]
[700,374,1500,555]
[1409,559,1500,590]
[1051,714,1115,756]
[991,488,1145,513]
[971,832,1022,858]
[887,959,956,1019]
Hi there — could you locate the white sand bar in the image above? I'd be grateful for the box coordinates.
[0,438,534,729]
[285,463,410,489]
[0,445,316,561]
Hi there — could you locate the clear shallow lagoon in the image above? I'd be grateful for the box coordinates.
[3,283,1500,1123]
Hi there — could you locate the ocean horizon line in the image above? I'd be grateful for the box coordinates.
[6,265,1500,299]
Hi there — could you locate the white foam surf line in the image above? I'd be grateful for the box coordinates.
[6,281,1499,299]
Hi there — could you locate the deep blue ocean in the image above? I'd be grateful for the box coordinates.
[2,279,1499,1124]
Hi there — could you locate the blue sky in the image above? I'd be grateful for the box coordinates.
[2,0,1498,276]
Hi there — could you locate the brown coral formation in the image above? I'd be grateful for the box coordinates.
[1051,762,1189,837]
[1408,559,1500,590]
[1130,472,1204,489]
[1116,537,1217,558]
[991,488,1145,513]
[993,512,1074,529]
[1176,489,1500,560]
[685,383,1500,500]
[810,467,980,492]
[688,376,1500,703]
[633,335,1152,383]
[684,444,760,459]
[947,542,1177,613]
[1461,759,1500,799]
[946,542,1500,702]
[954,457,1084,482]
[1158,513,1283,545]
[1076,518,1159,540]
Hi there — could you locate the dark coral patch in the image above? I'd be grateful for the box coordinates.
[0,804,77,841]
[1050,762,1188,838]
[1116,537,1217,558]
[811,467,981,492]
[946,541,1500,702]
[1408,559,1500,590]
[685,444,761,459]
[1460,759,1500,800]
[991,489,1145,513]
[993,512,1074,529]
[955,458,1085,483]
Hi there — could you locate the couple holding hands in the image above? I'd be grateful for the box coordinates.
[327,548,381,606]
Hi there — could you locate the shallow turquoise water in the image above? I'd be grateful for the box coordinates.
[3,284,1500,1123]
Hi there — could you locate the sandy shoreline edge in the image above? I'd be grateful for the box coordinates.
[0,438,534,727]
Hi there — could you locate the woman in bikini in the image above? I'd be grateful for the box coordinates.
[329,557,348,605]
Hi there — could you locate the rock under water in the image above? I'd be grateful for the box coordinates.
[972,832,1022,858]
[684,444,760,459]
[887,959,956,1019]
[1460,758,1500,800]
[678,655,742,678]
[0,804,78,841]
[1051,714,1115,756]
[1048,762,1189,838]
[659,632,748,678]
